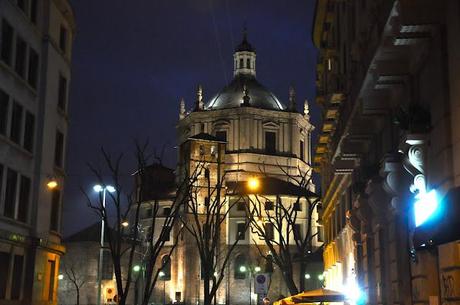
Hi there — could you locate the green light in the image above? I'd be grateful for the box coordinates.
[159,271,165,277]
[133,265,141,272]
[239,266,247,272]
[254,266,261,273]
[304,273,311,279]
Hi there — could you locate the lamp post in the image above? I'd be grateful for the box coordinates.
[159,271,166,305]
[94,184,116,305]
[239,265,261,305]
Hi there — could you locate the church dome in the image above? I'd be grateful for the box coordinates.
[205,75,286,111]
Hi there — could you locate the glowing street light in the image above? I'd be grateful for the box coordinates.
[133,265,141,272]
[239,265,247,273]
[247,177,260,192]
[58,274,64,280]
[304,273,311,279]
[159,271,165,277]
[121,220,129,227]
[47,178,58,190]
[318,274,324,281]
[94,184,116,305]
[254,266,261,273]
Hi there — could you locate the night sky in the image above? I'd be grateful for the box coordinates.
[63,0,319,236]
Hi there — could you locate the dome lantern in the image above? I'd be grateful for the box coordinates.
[233,28,256,77]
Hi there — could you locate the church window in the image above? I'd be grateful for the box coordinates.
[265,131,276,154]
[239,58,244,69]
[293,201,302,211]
[163,207,171,216]
[236,222,246,240]
[300,140,304,161]
[264,200,273,211]
[264,223,274,240]
[161,255,171,280]
[237,201,245,211]
[246,58,251,69]
[215,130,227,142]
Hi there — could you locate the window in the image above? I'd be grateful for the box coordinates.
[47,260,56,301]
[161,226,171,242]
[0,252,10,299]
[1,20,14,65]
[59,25,67,52]
[236,222,246,240]
[10,255,24,300]
[4,169,18,218]
[300,140,304,161]
[54,131,64,167]
[23,112,34,152]
[234,255,247,279]
[239,58,243,69]
[57,75,67,111]
[50,189,60,231]
[236,201,245,211]
[265,254,274,273]
[265,131,276,154]
[161,255,171,280]
[246,58,251,69]
[293,201,302,211]
[264,223,274,240]
[27,48,39,88]
[17,175,30,223]
[163,207,171,216]
[0,89,8,135]
[15,36,27,78]
[215,130,227,142]
[30,0,38,24]
[293,224,302,241]
[10,102,23,144]
[264,200,273,211]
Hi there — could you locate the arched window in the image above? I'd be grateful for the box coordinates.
[239,58,244,69]
[161,255,171,280]
[265,254,274,273]
[234,255,247,279]
[246,58,251,69]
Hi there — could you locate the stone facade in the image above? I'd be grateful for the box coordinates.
[135,33,323,305]
[313,0,460,304]
[0,0,75,304]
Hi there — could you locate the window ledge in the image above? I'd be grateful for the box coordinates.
[0,135,34,158]
[0,61,38,96]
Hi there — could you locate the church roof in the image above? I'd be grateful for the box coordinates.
[205,74,286,111]
[235,32,255,52]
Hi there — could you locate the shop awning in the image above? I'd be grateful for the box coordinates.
[413,186,460,248]
[273,288,345,305]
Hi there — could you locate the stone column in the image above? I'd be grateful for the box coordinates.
[381,152,413,305]
[403,134,441,304]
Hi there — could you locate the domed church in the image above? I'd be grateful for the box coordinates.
[140,31,323,305]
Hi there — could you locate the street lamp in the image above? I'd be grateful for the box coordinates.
[94,184,116,305]
[247,177,260,192]
[304,273,311,279]
[159,271,166,305]
[239,265,261,305]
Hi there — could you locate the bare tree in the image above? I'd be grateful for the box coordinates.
[245,167,321,295]
[84,141,194,305]
[62,260,87,305]
[179,153,248,305]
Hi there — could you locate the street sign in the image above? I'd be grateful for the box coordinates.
[254,273,270,295]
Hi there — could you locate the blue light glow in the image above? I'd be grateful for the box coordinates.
[414,190,439,227]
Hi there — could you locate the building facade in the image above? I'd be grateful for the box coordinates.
[135,33,323,305]
[313,0,460,304]
[0,0,75,304]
